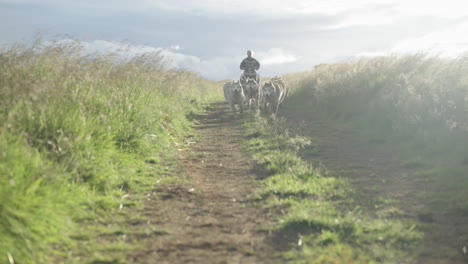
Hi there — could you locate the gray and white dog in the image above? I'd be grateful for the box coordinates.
[223,80,245,115]
[261,77,288,116]
[243,78,261,111]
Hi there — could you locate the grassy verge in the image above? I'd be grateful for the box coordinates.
[0,38,220,263]
[243,113,422,263]
[283,55,468,219]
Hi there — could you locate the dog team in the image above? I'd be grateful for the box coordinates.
[223,50,289,116]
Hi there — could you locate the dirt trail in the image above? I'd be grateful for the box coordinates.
[128,102,283,264]
[122,100,467,264]
[281,104,468,264]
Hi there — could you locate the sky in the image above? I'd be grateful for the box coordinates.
[1,0,468,80]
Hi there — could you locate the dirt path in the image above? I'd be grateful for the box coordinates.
[281,104,468,264]
[117,100,467,264]
[128,102,283,264]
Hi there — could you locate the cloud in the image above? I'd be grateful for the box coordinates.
[148,0,385,17]
[147,0,468,20]
[3,0,468,81]
[13,0,462,19]
[321,7,398,29]
[355,51,388,57]
[256,48,298,65]
[392,1,468,18]
[3,0,468,30]
[170,44,181,51]
[84,40,202,69]
[354,21,468,58]
[45,40,301,80]
[391,21,468,57]
[43,39,199,69]
[42,39,239,80]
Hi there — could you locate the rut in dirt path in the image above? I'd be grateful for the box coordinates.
[128,102,284,264]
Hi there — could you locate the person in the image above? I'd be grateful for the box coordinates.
[240,50,260,83]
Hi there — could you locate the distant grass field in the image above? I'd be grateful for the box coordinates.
[0,38,220,264]
[243,114,422,263]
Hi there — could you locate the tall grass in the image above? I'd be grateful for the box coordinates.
[0,38,219,263]
[285,54,468,213]
[286,55,468,146]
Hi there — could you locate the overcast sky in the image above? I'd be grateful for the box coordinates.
[1,0,468,80]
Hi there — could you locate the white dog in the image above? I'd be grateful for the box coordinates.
[223,80,245,115]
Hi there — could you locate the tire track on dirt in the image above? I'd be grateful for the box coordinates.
[128,102,283,264]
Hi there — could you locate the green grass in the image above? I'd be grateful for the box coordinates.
[243,114,422,263]
[0,37,220,263]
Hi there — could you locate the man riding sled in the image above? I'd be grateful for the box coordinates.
[240,50,260,85]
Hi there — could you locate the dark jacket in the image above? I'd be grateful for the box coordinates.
[240,57,260,77]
